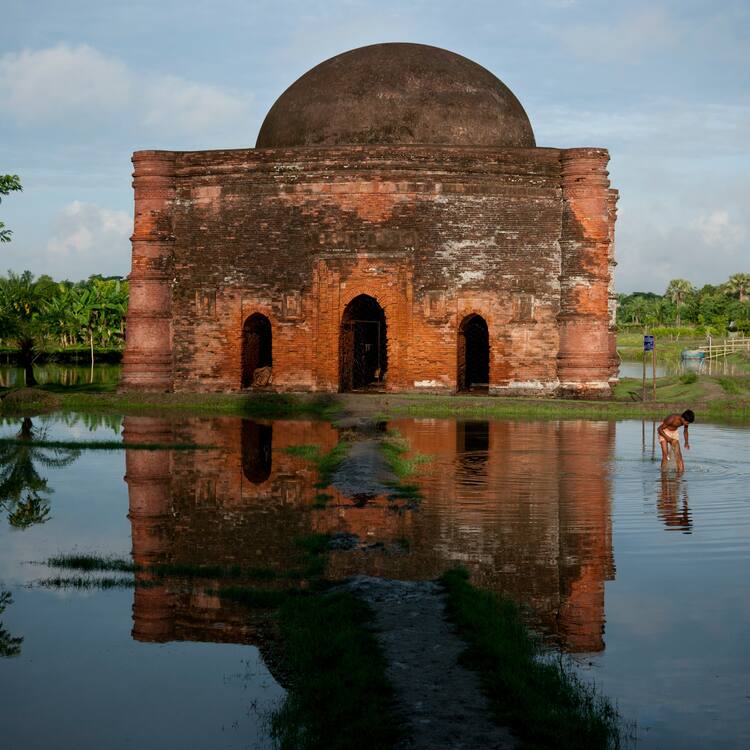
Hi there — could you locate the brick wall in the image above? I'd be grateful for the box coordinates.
[121,145,616,396]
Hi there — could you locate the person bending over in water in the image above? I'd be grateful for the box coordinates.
[657,410,694,472]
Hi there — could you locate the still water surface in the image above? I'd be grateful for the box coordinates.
[0,413,748,748]
[0,363,122,387]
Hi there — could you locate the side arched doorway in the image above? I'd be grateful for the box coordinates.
[339,295,387,392]
[242,313,272,389]
[457,314,489,392]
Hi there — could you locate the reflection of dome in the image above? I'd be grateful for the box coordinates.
[256,43,535,149]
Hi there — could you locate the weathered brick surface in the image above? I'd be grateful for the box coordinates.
[121,144,616,395]
[124,416,614,652]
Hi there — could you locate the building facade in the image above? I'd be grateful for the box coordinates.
[121,43,618,395]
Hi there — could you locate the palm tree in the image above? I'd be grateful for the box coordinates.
[665,279,695,327]
[725,273,750,303]
[0,417,80,529]
[0,591,23,657]
[0,272,55,386]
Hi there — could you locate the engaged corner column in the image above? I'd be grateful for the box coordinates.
[557,148,615,397]
[124,416,175,642]
[120,150,176,392]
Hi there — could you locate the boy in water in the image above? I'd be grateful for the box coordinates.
[657,410,695,472]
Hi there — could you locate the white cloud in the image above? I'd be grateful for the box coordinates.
[46,201,131,274]
[691,210,745,248]
[615,203,749,293]
[141,74,251,135]
[0,43,252,138]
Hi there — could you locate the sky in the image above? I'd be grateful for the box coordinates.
[1,0,748,293]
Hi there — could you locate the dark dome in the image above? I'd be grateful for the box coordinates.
[256,43,535,149]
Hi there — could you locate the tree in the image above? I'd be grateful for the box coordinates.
[0,271,56,386]
[0,175,22,243]
[0,591,23,657]
[0,417,79,529]
[665,279,695,327]
[725,273,750,303]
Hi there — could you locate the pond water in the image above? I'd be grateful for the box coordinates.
[0,413,748,748]
[0,362,122,388]
[618,358,743,379]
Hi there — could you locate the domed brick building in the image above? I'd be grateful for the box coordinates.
[121,43,618,395]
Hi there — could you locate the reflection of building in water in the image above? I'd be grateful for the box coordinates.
[657,474,692,533]
[124,416,615,652]
[124,416,338,643]
[324,419,616,652]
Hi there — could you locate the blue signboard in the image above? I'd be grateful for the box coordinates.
[644,335,655,352]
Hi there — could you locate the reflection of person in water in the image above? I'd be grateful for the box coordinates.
[657,409,694,472]
[657,473,692,533]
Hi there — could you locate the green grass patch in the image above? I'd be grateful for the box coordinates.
[42,390,341,419]
[47,554,135,573]
[35,576,137,590]
[271,591,404,750]
[441,568,624,750]
[717,377,749,395]
[218,586,293,609]
[38,382,117,394]
[379,433,431,478]
[377,431,432,503]
[283,441,349,487]
[0,437,212,451]
[45,554,278,581]
[292,533,332,578]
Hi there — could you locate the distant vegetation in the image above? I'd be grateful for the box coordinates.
[0,271,127,385]
[2,268,748,388]
[617,274,750,335]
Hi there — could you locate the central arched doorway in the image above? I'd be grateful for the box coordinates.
[242,313,272,389]
[339,294,387,391]
[457,314,489,392]
[242,420,272,484]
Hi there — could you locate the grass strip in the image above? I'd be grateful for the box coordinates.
[217,587,293,609]
[270,591,404,750]
[35,576,137,590]
[717,376,749,395]
[283,441,349,488]
[44,390,340,419]
[45,554,278,581]
[378,432,431,502]
[441,568,623,750]
[0,437,213,451]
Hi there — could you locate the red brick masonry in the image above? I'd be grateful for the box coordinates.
[121,145,618,395]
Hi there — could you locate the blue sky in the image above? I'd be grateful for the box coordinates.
[1,0,747,292]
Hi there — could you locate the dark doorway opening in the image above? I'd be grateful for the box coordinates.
[457,314,489,392]
[340,295,387,392]
[456,420,490,472]
[242,420,272,484]
[242,313,272,389]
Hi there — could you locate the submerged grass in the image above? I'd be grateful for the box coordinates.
[270,591,404,750]
[378,431,431,503]
[47,390,341,419]
[0,437,212,451]
[283,440,349,488]
[45,554,278,581]
[36,576,136,589]
[441,568,624,750]
[717,376,750,395]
